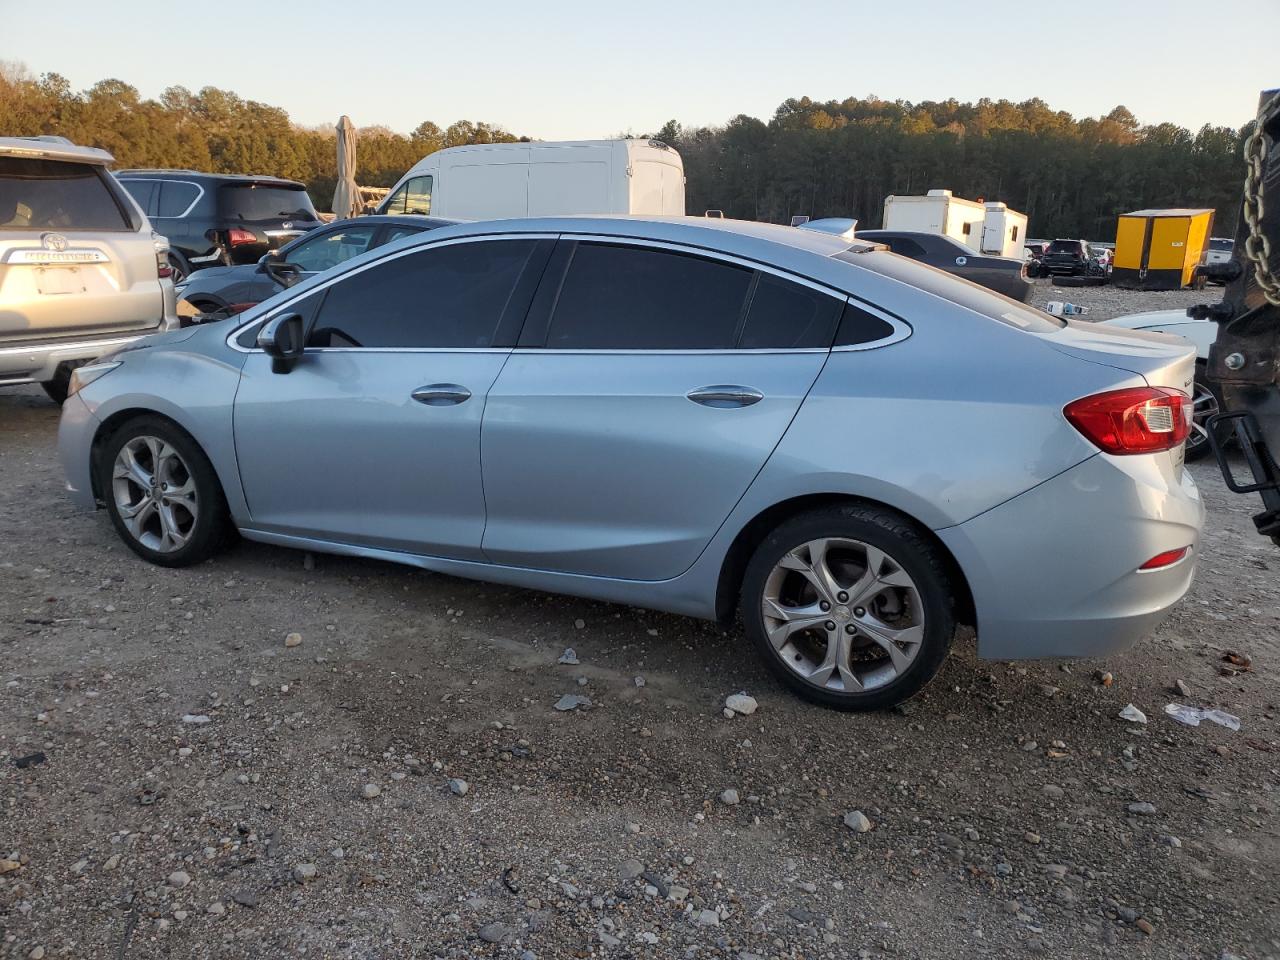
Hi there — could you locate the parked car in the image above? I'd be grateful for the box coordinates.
[855,229,1033,301]
[58,217,1202,711]
[1100,309,1219,460]
[174,215,457,319]
[378,139,685,220]
[1040,238,1094,277]
[116,171,323,283]
[0,136,178,404]
[1200,237,1236,285]
[1024,240,1050,260]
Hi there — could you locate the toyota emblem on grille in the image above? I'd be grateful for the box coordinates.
[41,233,68,252]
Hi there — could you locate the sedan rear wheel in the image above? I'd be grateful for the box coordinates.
[741,505,956,711]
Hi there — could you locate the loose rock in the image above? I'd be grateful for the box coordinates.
[843,810,873,833]
[284,632,302,648]
[725,692,759,716]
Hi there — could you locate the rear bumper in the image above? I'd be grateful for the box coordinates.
[57,391,100,510]
[0,328,166,385]
[939,453,1204,659]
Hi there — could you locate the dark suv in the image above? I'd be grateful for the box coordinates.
[116,171,323,283]
[1039,239,1093,277]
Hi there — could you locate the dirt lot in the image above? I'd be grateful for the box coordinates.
[2,282,1278,960]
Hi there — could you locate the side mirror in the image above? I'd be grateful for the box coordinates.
[256,312,305,374]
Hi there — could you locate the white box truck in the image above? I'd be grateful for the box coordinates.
[882,189,1028,258]
[377,139,685,220]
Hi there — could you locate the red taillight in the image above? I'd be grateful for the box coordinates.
[227,228,256,247]
[1139,546,1190,571]
[156,252,171,279]
[1063,386,1191,455]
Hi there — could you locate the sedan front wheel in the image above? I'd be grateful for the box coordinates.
[741,505,957,711]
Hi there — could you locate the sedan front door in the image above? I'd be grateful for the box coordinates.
[232,236,551,559]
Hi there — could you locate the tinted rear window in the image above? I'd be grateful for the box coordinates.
[545,243,752,349]
[1048,240,1083,253]
[156,181,200,218]
[838,249,1065,332]
[0,158,129,230]
[739,274,841,349]
[1210,238,1233,251]
[218,184,317,222]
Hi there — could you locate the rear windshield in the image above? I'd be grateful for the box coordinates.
[1210,238,1234,251]
[1048,240,1083,253]
[0,157,130,230]
[837,248,1066,332]
[218,184,317,222]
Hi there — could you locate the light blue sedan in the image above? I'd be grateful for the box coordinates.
[57,217,1204,710]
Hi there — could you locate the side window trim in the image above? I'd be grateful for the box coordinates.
[225,232,561,354]
[832,297,913,352]
[517,236,853,353]
[140,178,204,219]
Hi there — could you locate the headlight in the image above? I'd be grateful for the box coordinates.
[67,361,121,399]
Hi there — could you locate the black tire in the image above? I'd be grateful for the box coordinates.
[41,374,70,405]
[97,416,232,567]
[167,251,192,285]
[1185,362,1223,462]
[740,504,957,711]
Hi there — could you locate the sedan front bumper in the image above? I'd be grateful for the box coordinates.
[57,391,100,510]
[939,453,1204,659]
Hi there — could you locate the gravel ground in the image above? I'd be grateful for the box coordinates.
[1028,277,1217,321]
[2,285,1278,960]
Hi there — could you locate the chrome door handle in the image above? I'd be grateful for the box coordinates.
[686,385,764,408]
[411,383,472,406]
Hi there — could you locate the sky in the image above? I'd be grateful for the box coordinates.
[2,0,1276,138]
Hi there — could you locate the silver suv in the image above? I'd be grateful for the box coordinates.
[0,136,177,403]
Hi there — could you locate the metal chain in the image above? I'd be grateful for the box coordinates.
[1242,91,1280,306]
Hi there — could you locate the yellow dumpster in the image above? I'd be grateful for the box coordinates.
[1112,208,1215,290]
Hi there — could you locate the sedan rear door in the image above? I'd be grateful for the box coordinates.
[479,238,843,580]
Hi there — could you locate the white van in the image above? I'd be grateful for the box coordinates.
[377,139,685,220]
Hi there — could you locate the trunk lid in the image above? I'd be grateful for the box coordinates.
[216,181,322,263]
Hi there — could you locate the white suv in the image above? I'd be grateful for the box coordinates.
[0,136,177,403]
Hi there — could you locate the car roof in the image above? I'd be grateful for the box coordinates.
[411,215,865,261]
[0,136,114,165]
[319,215,462,229]
[116,169,307,188]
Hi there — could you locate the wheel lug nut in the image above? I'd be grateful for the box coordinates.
[824,620,836,631]
[854,607,866,617]
[845,624,856,634]
[819,601,830,611]
[837,592,849,602]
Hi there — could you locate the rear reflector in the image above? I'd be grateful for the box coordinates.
[1139,546,1190,571]
[1063,386,1191,455]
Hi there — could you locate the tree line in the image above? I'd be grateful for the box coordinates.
[1,63,1250,239]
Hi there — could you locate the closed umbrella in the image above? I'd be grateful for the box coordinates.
[332,115,360,220]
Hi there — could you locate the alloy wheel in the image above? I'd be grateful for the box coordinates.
[1186,379,1220,455]
[111,436,199,553]
[761,537,925,694]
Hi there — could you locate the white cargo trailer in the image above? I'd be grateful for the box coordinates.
[378,139,686,220]
[882,189,1028,258]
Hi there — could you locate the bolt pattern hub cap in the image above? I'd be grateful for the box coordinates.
[1187,381,1220,452]
[112,436,198,553]
[762,537,925,693]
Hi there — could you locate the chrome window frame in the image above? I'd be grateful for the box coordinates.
[119,177,204,219]
[226,231,912,355]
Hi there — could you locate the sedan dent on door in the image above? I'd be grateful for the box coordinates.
[57,216,1204,711]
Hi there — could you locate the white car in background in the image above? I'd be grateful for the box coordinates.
[1102,310,1218,460]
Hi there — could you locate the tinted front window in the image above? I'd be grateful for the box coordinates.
[739,274,841,349]
[286,225,378,273]
[156,181,199,218]
[0,158,129,230]
[545,243,752,349]
[219,184,317,222]
[881,236,928,259]
[308,239,536,349]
